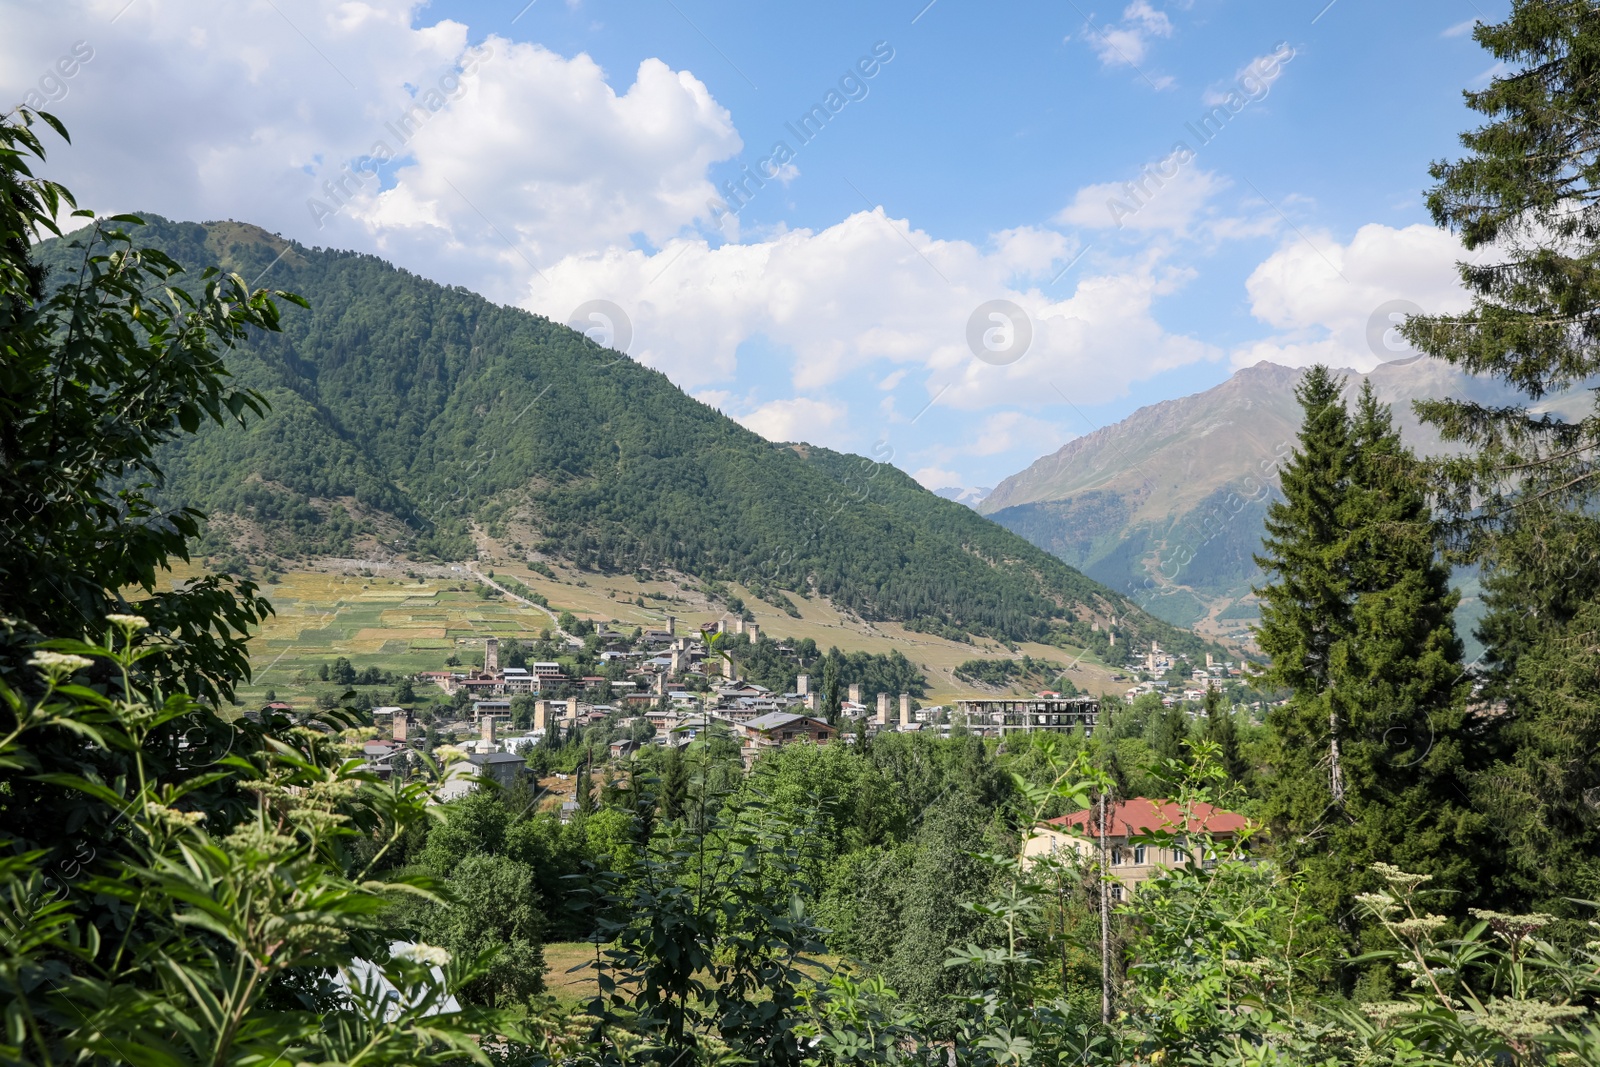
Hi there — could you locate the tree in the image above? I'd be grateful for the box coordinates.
[395,676,416,703]
[1255,371,1481,960]
[1402,1,1600,915]
[576,759,596,816]
[1146,703,1190,774]
[659,743,689,822]
[1201,685,1246,784]
[821,654,842,725]
[411,853,547,1007]
[0,109,505,1065]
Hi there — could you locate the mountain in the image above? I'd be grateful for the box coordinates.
[981,359,1590,633]
[36,217,1217,664]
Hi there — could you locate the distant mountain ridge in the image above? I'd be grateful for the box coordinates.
[981,358,1587,630]
[35,217,1217,663]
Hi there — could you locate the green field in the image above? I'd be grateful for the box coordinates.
[193,568,560,708]
[180,556,1126,709]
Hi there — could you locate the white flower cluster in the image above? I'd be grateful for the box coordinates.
[395,943,452,967]
[30,651,93,673]
[106,614,149,630]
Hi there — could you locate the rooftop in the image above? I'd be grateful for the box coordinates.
[1046,798,1250,838]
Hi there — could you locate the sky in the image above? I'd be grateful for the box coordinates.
[3,0,1507,494]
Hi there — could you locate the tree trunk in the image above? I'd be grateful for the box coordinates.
[1099,790,1111,1026]
[1329,702,1346,805]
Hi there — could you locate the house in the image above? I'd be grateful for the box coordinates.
[610,738,640,759]
[501,667,537,694]
[1022,797,1251,897]
[435,751,527,802]
[739,711,836,761]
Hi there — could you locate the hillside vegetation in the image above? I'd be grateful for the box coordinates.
[37,217,1212,661]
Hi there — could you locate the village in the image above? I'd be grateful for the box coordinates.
[336,613,1252,814]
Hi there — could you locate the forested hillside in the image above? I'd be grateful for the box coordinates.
[34,218,1208,660]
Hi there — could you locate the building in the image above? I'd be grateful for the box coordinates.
[435,751,528,802]
[1023,797,1251,896]
[954,696,1101,738]
[739,711,836,762]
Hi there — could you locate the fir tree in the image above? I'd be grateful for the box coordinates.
[1403,1,1600,913]
[1255,365,1354,830]
[1255,371,1481,956]
[576,760,595,816]
[821,656,842,726]
[1147,704,1190,775]
[659,744,688,822]
[1201,685,1246,784]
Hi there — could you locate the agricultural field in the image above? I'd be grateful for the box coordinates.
[161,552,1126,709]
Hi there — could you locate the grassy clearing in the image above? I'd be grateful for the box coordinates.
[538,942,841,1007]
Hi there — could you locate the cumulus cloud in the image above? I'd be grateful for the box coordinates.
[6,0,1225,486]
[524,209,1215,418]
[1232,223,1470,370]
[3,1,739,302]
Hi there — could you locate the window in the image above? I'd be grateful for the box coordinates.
[1111,885,1123,901]
[1171,845,1187,863]
[1133,845,1146,864]
[1110,846,1122,865]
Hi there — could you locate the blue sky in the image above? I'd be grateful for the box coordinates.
[5,0,1505,492]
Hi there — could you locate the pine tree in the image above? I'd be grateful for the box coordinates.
[1255,365,1353,837]
[1201,685,1246,784]
[821,656,842,726]
[1147,704,1190,775]
[1255,371,1482,956]
[1402,1,1600,913]
[576,760,595,816]
[659,744,688,822]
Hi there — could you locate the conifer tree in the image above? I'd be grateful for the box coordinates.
[1201,685,1246,784]
[821,656,842,726]
[1255,371,1480,954]
[659,744,689,822]
[1255,365,1353,834]
[1147,703,1190,773]
[1402,0,1600,912]
[576,760,595,816]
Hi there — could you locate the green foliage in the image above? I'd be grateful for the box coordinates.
[728,634,927,700]
[0,113,287,705]
[952,655,1070,691]
[0,628,511,1065]
[1397,2,1600,919]
[1254,369,1483,960]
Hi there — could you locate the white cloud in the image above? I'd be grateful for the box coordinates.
[4,1,739,303]
[1442,17,1479,38]
[348,43,740,294]
[1058,165,1231,234]
[6,0,1221,486]
[735,397,847,444]
[1234,223,1471,370]
[912,466,965,490]
[1089,1,1174,68]
[524,210,1215,426]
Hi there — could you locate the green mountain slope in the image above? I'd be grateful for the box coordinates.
[37,217,1213,661]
